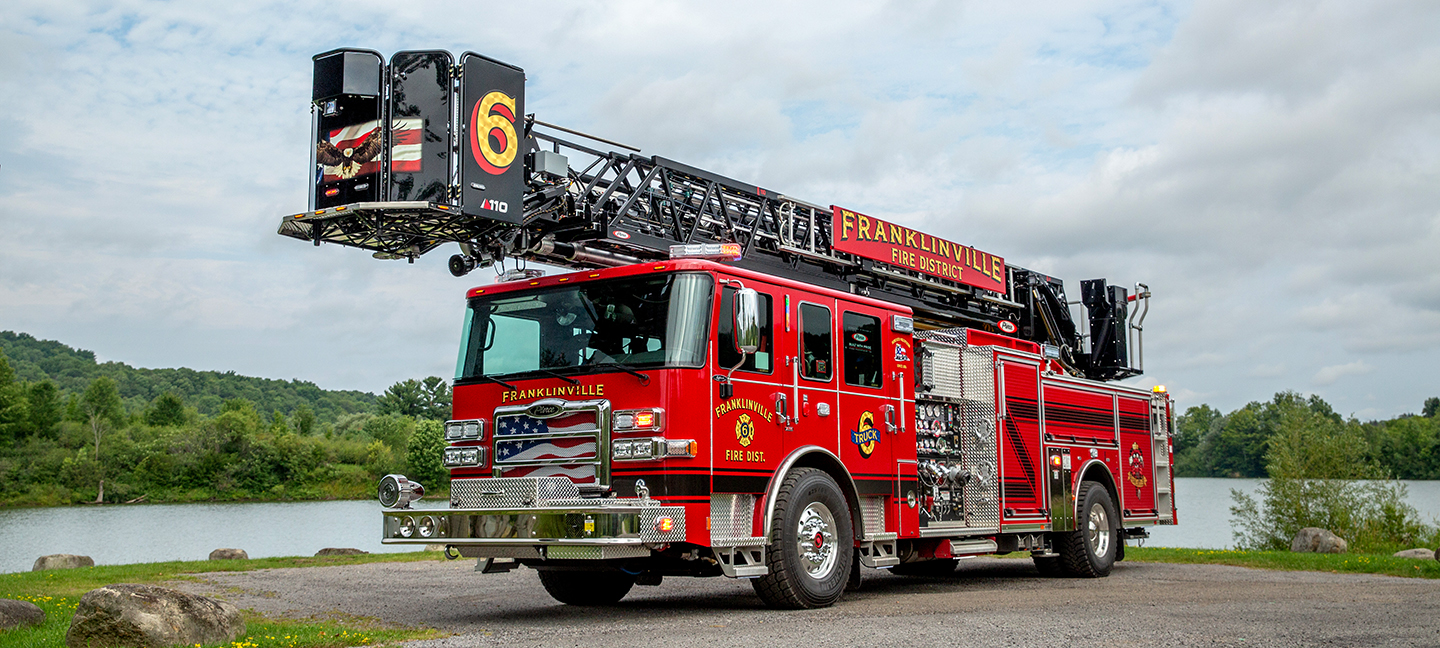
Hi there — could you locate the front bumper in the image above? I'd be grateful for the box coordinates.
[381,477,686,560]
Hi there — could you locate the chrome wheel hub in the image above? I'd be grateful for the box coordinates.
[796,502,838,579]
[1087,502,1110,557]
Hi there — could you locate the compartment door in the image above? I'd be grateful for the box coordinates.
[998,358,1046,524]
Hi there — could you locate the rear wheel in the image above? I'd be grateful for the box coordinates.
[537,569,635,606]
[1056,481,1118,577]
[752,468,854,609]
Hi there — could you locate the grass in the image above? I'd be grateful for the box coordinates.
[0,553,449,647]
[1124,546,1440,579]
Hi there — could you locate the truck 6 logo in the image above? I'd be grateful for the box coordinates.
[471,90,518,175]
[850,411,879,459]
[735,413,756,447]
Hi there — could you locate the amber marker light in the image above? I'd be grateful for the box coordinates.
[1051,455,1063,467]
[656,517,675,533]
[1152,385,1167,394]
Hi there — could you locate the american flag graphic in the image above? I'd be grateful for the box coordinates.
[494,413,596,436]
[390,118,422,173]
[493,437,597,463]
[499,464,597,483]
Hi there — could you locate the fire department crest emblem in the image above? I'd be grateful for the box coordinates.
[850,411,879,459]
[1127,442,1148,488]
[735,413,756,448]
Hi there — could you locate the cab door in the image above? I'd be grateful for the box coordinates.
[712,282,784,495]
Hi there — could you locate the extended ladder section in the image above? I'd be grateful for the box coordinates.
[276,47,1149,382]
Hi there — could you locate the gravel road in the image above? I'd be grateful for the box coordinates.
[171,557,1440,647]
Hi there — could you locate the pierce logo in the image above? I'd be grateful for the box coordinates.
[850,411,879,459]
[471,90,518,175]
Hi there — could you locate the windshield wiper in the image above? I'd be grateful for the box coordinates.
[533,368,580,385]
[591,360,650,386]
[475,374,517,390]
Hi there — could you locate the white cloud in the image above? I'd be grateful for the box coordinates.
[1,0,1438,419]
[1313,360,1374,387]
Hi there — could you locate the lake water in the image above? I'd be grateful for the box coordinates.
[4,479,1439,574]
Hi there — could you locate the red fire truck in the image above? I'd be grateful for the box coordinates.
[280,48,1176,609]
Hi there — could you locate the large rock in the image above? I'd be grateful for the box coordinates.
[207,548,248,560]
[33,554,95,571]
[0,599,45,629]
[1290,527,1348,553]
[65,584,244,648]
[314,548,368,557]
[1393,548,1436,560]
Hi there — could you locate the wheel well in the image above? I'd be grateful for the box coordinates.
[766,448,865,539]
[1078,461,1119,521]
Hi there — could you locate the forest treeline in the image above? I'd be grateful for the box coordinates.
[1174,392,1440,480]
[0,332,454,506]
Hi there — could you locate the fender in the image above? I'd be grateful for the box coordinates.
[1074,457,1119,520]
[761,445,865,540]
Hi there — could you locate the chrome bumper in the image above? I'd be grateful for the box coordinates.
[382,477,686,559]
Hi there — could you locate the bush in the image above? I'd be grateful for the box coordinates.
[406,419,448,487]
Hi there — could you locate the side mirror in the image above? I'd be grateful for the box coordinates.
[733,288,761,355]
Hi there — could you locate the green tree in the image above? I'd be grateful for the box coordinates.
[406,419,448,487]
[26,380,62,439]
[294,403,317,435]
[1424,397,1439,418]
[80,376,124,501]
[377,377,452,420]
[144,392,187,427]
[0,349,28,441]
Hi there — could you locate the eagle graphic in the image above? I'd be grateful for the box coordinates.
[316,128,383,180]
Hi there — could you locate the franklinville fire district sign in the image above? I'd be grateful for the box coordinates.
[832,206,1007,295]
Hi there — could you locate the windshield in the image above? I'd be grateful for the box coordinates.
[455,272,714,383]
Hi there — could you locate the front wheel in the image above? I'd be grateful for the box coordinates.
[537,569,635,606]
[1056,481,1118,577]
[752,468,854,609]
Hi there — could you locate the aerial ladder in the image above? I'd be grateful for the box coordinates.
[278,48,1149,382]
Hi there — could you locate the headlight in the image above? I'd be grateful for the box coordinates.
[443,447,484,467]
[445,419,485,440]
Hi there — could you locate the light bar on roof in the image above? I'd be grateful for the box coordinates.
[669,243,742,261]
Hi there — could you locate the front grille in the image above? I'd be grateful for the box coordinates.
[492,398,610,485]
[450,476,581,508]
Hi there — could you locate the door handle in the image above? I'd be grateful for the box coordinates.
[883,404,901,434]
[776,394,793,430]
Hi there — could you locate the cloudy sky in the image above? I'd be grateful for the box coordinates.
[2,0,1437,419]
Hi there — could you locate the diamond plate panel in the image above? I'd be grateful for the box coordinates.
[860,496,886,538]
[916,332,963,400]
[638,506,687,543]
[960,344,1000,531]
[709,494,756,546]
[545,545,651,560]
[450,476,579,509]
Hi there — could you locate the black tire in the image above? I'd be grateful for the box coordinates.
[752,468,854,609]
[1032,555,1062,577]
[891,558,957,576]
[537,569,635,606]
[1056,481,1118,578]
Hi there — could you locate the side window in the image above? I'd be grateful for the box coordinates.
[799,303,832,381]
[718,287,774,373]
[843,311,883,388]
